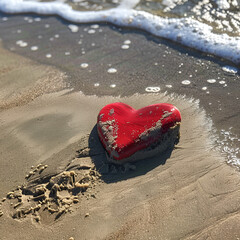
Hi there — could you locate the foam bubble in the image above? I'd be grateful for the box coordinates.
[121,44,129,49]
[219,80,226,84]
[202,86,207,90]
[207,79,216,83]
[110,84,116,88]
[165,84,172,88]
[145,87,160,92]
[124,40,131,45]
[88,29,96,34]
[216,128,240,169]
[31,46,38,51]
[16,40,28,47]
[54,34,59,38]
[2,17,8,21]
[215,0,230,10]
[68,24,79,33]
[181,80,191,85]
[44,24,50,28]
[107,68,117,73]
[46,53,52,58]
[91,24,99,29]
[65,52,70,55]
[34,17,41,22]
[94,83,100,87]
[81,63,89,68]
[222,66,238,74]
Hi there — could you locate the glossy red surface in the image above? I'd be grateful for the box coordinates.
[97,102,181,161]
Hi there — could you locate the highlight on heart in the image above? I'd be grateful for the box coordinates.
[97,102,181,164]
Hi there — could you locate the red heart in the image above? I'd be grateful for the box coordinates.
[97,103,181,163]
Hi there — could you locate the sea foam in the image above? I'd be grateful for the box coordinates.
[0,0,240,64]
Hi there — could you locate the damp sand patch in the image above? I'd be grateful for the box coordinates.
[0,44,67,110]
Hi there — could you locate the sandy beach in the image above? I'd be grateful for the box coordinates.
[0,11,240,240]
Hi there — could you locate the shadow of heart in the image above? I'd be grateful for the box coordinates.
[88,124,175,183]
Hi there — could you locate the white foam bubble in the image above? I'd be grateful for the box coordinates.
[165,84,172,88]
[65,52,70,55]
[34,17,41,22]
[94,83,100,87]
[107,68,117,73]
[222,65,238,74]
[88,29,95,34]
[110,84,116,88]
[46,53,52,58]
[68,24,79,33]
[215,0,230,10]
[91,24,99,29]
[44,24,50,28]
[202,86,207,90]
[207,79,216,83]
[219,80,226,84]
[54,34,59,38]
[31,46,38,51]
[16,40,28,47]
[1,0,240,64]
[121,44,129,49]
[124,40,131,45]
[181,80,191,85]
[145,87,160,92]
[81,63,88,68]
[2,17,8,21]
[17,29,21,33]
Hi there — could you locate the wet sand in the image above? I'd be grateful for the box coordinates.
[0,12,240,240]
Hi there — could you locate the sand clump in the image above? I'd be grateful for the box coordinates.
[2,145,138,224]
[3,156,100,223]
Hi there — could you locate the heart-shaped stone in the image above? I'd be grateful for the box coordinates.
[97,103,181,163]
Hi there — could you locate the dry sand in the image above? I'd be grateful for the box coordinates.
[0,45,240,240]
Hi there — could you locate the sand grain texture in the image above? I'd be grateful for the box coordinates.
[1,95,240,239]
[0,42,240,240]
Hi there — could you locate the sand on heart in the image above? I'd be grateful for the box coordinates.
[1,86,240,239]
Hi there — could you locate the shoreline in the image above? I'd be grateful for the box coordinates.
[1,0,240,64]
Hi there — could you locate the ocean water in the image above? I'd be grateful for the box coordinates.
[0,0,240,64]
[0,0,239,168]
